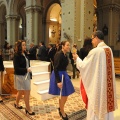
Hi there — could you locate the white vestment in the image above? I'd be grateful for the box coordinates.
[76,42,118,120]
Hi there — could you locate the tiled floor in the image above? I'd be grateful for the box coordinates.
[71,76,120,120]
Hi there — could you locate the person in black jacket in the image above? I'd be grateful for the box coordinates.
[0,49,4,103]
[28,42,37,60]
[47,44,56,72]
[79,37,93,60]
[49,41,75,120]
[13,40,35,115]
[37,41,47,61]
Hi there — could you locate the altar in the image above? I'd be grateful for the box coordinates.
[0,61,17,95]
[0,60,52,100]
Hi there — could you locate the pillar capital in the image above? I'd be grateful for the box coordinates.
[6,15,20,20]
[97,4,120,13]
[25,5,41,13]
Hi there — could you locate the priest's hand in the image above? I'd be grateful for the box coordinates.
[72,53,78,61]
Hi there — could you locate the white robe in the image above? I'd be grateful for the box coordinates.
[76,42,118,120]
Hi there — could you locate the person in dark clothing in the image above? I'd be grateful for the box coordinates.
[37,41,47,61]
[49,41,75,120]
[79,37,93,60]
[69,44,79,79]
[47,44,56,72]
[0,49,4,103]
[28,43,37,60]
[13,40,35,115]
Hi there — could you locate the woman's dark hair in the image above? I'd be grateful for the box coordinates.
[16,40,26,54]
[56,41,69,52]
[57,43,62,51]
[40,41,45,45]
[61,40,69,46]
[83,37,93,52]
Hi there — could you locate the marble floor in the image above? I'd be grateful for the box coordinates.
[71,76,120,120]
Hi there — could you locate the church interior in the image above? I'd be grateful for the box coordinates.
[0,0,120,120]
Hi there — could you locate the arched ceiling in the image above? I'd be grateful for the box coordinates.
[47,3,61,23]
[93,0,97,8]
[9,0,25,15]
[0,4,6,21]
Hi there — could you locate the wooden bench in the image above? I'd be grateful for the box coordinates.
[114,58,120,75]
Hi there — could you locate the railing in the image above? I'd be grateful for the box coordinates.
[114,57,120,75]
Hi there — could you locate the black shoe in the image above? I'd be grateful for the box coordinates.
[61,113,68,120]
[58,108,68,120]
[0,100,3,103]
[25,109,35,115]
[14,103,23,109]
[58,107,62,116]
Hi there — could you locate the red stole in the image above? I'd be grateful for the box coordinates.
[80,80,88,109]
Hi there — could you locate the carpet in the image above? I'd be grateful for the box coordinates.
[0,88,87,120]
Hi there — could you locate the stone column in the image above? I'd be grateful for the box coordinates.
[108,6,113,46]
[97,7,109,44]
[22,23,26,40]
[109,5,120,49]
[6,15,20,46]
[33,6,42,45]
[97,4,120,48]
[25,6,41,46]
[79,0,85,47]
[46,20,50,45]
[61,0,75,44]
[0,21,5,48]
[61,0,94,48]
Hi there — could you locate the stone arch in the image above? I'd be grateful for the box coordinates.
[34,0,41,5]
[8,0,26,40]
[0,2,7,23]
[17,0,26,39]
[0,0,7,48]
[44,0,61,21]
[44,1,61,44]
[8,0,25,15]
[0,0,7,13]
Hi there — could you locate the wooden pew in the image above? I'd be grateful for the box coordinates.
[114,58,120,75]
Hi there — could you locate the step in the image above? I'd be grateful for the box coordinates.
[30,89,55,101]
[31,65,49,73]
[31,79,50,91]
[37,89,55,101]
[38,89,48,94]
[30,60,50,66]
[32,72,50,82]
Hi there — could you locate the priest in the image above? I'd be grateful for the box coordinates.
[72,30,118,120]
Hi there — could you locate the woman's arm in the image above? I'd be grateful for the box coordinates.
[54,52,61,83]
